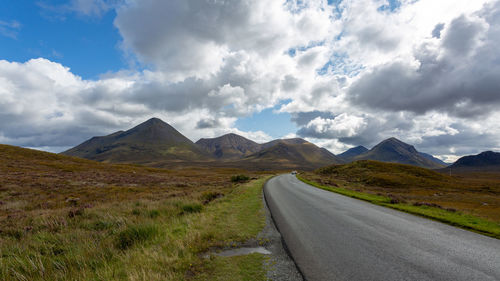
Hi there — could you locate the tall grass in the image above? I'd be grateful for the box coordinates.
[0,177,270,280]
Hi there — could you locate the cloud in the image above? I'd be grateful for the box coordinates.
[0,20,21,39]
[38,0,117,19]
[2,0,500,161]
[348,2,500,118]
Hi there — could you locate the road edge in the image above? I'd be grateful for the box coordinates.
[263,176,306,281]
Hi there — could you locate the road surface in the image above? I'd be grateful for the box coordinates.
[264,174,500,281]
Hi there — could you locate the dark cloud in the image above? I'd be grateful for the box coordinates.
[348,2,500,117]
[442,15,484,56]
[290,111,335,126]
[196,118,221,129]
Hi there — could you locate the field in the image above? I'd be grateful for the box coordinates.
[0,144,271,280]
[299,160,500,238]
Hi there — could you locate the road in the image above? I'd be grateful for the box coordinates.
[264,174,500,281]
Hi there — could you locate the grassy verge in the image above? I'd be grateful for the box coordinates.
[297,175,500,239]
[0,176,270,280]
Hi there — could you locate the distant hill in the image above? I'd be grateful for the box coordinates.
[196,133,261,159]
[260,138,308,149]
[338,146,368,161]
[62,118,343,170]
[448,151,500,171]
[419,152,448,166]
[62,118,209,164]
[317,160,451,188]
[352,138,445,169]
[237,140,344,170]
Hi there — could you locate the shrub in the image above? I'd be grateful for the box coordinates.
[116,224,158,250]
[148,209,160,218]
[201,191,223,204]
[231,174,250,183]
[181,203,203,214]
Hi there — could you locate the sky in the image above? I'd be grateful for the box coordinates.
[1,0,500,162]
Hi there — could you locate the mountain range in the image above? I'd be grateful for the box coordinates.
[61,117,499,171]
[63,118,343,170]
[338,138,446,169]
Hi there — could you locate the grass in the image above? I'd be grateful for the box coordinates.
[0,144,271,280]
[192,253,266,281]
[298,161,500,239]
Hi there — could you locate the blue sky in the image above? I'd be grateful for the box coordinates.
[0,1,124,80]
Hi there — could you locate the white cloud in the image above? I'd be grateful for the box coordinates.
[1,0,500,161]
[0,20,21,39]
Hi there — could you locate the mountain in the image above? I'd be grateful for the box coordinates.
[419,152,448,166]
[239,140,344,170]
[260,138,308,149]
[195,133,261,159]
[448,151,500,171]
[338,146,369,161]
[62,118,209,164]
[352,138,445,169]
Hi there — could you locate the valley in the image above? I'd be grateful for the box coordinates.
[2,117,500,280]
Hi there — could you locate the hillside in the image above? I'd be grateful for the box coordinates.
[352,138,445,169]
[338,145,368,161]
[260,138,308,149]
[196,133,261,159]
[0,143,270,280]
[448,151,500,171]
[62,118,209,164]
[302,160,500,223]
[419,152,448,166]
[238,140,344,170]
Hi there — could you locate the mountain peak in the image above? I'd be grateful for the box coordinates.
[62,118,208,163]
[352,138,445,169]
[338,145,369,161]
[195,133,260,159]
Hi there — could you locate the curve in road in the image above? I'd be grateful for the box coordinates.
[264,174,500,281]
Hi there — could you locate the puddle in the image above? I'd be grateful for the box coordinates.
[205,247,271,258]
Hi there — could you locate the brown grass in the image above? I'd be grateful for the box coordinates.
[302,160,500,223]
[0,144,270,280]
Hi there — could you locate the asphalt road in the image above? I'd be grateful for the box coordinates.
[264,174,500,281]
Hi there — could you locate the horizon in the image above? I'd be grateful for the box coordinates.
[27,116,497,164]
[2,0,500,163]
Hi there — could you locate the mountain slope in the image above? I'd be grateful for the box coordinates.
[260,138,308,149]
[338,146,369,161]
[195,133,261,159]
[238,140,344,170]
[353,138,445,169]
[62,118,209,163]
[449,151,500,171]
[419,152,448,166]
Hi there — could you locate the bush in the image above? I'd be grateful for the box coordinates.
[201,191,223,204]
[181,203,203,214]
[231,174,250,183]
[148,209,160,218]
[116,224,159,250]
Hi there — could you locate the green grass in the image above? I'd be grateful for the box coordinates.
[298,176,391,204]
[193,253,267,281]
[0,176,271,280]
[297,175,500,239]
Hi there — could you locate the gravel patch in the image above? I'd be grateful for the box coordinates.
[259,192,304,281]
